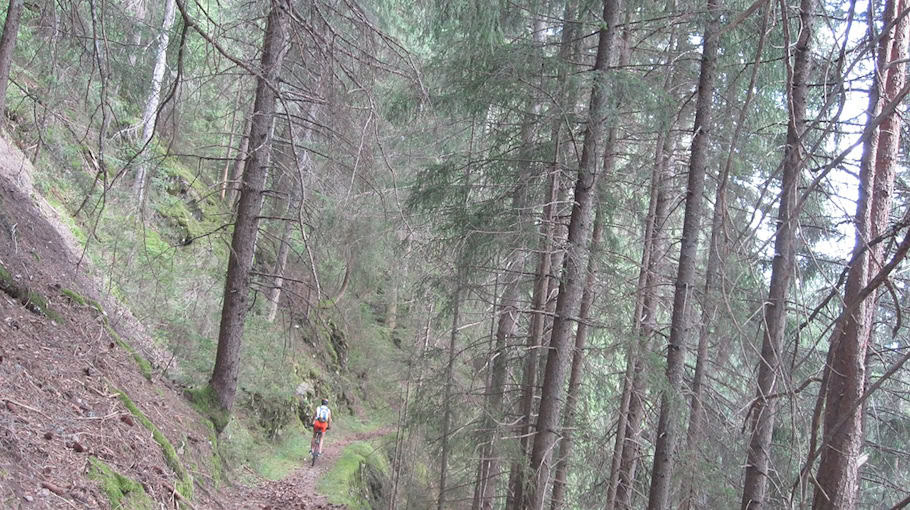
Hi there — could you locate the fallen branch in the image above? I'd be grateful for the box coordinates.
[1,397,52,420]
[162,482,197,510]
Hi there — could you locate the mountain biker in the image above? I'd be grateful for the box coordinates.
[310,398,332,456]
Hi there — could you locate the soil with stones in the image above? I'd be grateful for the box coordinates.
[0,137,366,510]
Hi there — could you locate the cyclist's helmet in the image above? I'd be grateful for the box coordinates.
[321,399,329,405]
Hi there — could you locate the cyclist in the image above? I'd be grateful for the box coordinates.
[310,398,332,456]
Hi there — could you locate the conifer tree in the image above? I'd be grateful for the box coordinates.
[741,1,815,507]
[526,1,620,508]
[0,0,24,124]
[210,0,289,415]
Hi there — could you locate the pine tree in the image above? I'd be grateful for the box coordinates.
[210,0,289,415]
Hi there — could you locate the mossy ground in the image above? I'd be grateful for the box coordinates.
[185,384,232,433]
[115,390,195,501]
[61,287,104,313]
[0,262,63,322]
[318,439,391,510]
[87,457,155,510]
[107,325,155,380]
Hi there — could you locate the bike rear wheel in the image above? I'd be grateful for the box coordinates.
[311,431,323,466]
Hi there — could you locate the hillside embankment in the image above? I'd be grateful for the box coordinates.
[0,136,391,509]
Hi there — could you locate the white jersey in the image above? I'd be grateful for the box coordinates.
[315,405,331,422]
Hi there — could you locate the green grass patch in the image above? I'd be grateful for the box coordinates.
[185,384,231,433]
[87,457,155,510]
[331,412,387,438]
[203,420,225,485]
[115,389,194,502]
[318,440,390,510]
[251,421,312,480]
[142,229,174,260]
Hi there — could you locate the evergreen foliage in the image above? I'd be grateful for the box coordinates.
[0,0,909,508]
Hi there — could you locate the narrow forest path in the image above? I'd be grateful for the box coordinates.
[214,428,390,510]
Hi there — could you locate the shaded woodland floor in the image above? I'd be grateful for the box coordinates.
[0,138,365,509]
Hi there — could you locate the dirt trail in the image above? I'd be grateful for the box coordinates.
[215,428,389,510]
[0,140,393,510]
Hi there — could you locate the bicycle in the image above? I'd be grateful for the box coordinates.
[311,430,324,466]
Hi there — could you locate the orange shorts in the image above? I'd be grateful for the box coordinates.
[313,420,328,433]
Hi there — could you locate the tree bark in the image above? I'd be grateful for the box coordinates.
[550,198,605,510]
[210,0,288,413]
[525,2,620,508]
[221,83,244,200]
[740,1,814,508]
[473,15,546,504]
[813,1,908,508]
[681,5,769,509]
[37,0,59,40]
[0,0,24,125]
[266,106,316,321]
[125,0,146,66]
[646,1,720,508]
[135,0,177,204]
[438,280,462,510]
[608,20,676,510]
[265,218,294,322]
[507,3,579,506]
[611,123,674,510]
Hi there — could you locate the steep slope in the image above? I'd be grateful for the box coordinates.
[0,136,222,509]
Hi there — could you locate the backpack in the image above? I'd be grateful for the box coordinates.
[315,405,330,423]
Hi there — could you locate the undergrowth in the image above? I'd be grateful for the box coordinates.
[8,31,407,501]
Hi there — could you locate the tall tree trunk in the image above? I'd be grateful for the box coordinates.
[125,0,146,66]
[266,106,317,322]
[438,280,462,510]
[135,0,177,204]
[813,1,908,508]
[507,160,561,510]
[681,5,769,509]
[474,15,546,504]
[507,3,579,506]
[525,2,620,508]
[38,0,59,40]
[265,217,294,321]
[550,200,604,510]
[0,0,24,126]
[611,123,674,510]
[209,0,288,414]
[473,263,521,510]
[740,1,814,508]
[607,19,676,510]
[645,1,720,508]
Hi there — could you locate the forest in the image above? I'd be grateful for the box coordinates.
[0,0,909,509]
